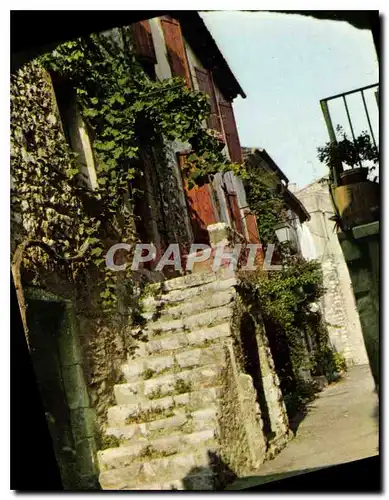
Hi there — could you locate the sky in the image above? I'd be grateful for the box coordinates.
[201,11,379,189]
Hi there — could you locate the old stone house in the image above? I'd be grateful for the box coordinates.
[11,14,294,491]
[127,15,261,262]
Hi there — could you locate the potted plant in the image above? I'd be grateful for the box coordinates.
[317,126,379,230]
[317,125,379,185]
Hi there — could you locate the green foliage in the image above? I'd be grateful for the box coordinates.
[314,346,347,382]
[317,125,379,172]
[100,434,121,450]
[283,379,318,418]
[143,368,155,380]
[174,379,192,395]
[11,27,241,313]
[237,168,343,418]
[239,255,325,379]
[243,170,286,244]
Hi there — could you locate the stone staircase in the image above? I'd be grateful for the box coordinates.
[98,272,238,490]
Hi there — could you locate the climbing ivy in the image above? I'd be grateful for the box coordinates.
[11,27,241,313]
[243,170,286,245]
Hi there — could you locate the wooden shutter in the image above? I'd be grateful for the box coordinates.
[160,17,192,88]
[177,153,217,243]
[227,192,244,235]
[219,100,243,163]
[244,210,261,243]
[131,20,156,62]
[194,67,223,134]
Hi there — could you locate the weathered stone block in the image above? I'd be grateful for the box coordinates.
[57,323,82,367]
[175,348,202,368]
[147,354,175,374]
[121,360,145,381]
[147,334,188,355]
[70,407,96,444]
[162,273,216,292]
[187,325,230,346]
[62,364,89,410]
[75,437,98,477]
[114,381,145,405]
[207,222,231,247]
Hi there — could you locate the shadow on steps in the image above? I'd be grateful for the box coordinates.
[174,451,238,491]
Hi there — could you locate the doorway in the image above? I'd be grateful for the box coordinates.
[240,313,272,438]
[27,299,79,489]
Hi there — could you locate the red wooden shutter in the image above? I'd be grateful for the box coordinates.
[160,17,192,88]
[219,100,243,163]
[131,20,156,62]
[178,153,217,244]
[227,192,244,235]
[194,67,223,134]
[244,210,261,243]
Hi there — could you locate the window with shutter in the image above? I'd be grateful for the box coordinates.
[131,20,156,62]
[177,152,218,244]
[219,100,243,163]
[194,67,223,135]
[160,17,192,88]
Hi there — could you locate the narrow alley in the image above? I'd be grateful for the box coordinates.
[228,364,379,489]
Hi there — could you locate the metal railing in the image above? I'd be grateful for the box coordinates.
[320,83,379,185]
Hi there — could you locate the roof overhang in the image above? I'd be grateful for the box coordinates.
[243,147,289,184]
[283,189,310,223]
[10,10,246,100]
[174,12,246,100]
[242,147,310,222]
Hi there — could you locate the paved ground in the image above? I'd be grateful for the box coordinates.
[228,364,379,489]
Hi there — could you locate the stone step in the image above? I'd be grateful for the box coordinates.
[142,276,237,310]
[109,387,222,425]
[147,305,233,335]
[134,471,215,490]
[157,272,217,292]
[142,289,235,321]
[99,448,216,490]
[106,406,219,442]
[121,344,226,382]
[98,428,217,472]
[114,364,224,405]
[145,323,231,355]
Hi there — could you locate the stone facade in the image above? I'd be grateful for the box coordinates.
[295,179,369,366]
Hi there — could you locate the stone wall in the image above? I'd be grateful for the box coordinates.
[229,293,291,461]
[217,340,267,478]
[295,180,369,366]
[338,222,379,387]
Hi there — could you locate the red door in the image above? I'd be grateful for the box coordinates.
[177,153,218,244]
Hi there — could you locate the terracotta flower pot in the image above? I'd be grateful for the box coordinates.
[333,180,380,230]
[340,167,369,186]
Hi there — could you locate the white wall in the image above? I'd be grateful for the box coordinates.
[295,180,369,366]
[148,18,172,81]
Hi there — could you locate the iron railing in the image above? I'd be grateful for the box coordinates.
[320,83,379,186]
